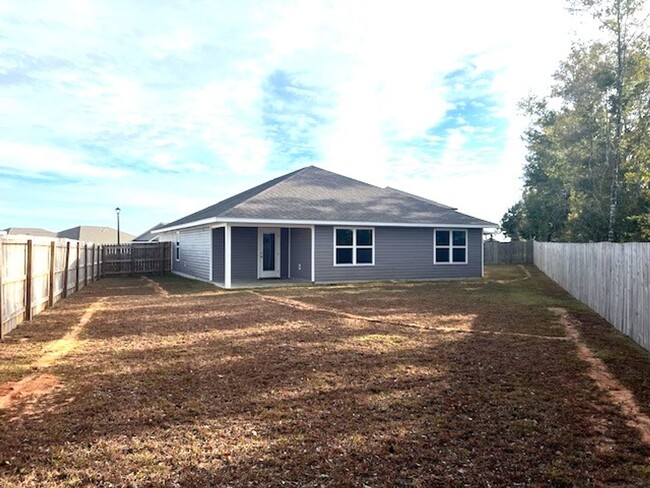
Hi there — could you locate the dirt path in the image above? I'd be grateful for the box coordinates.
[0,297,107,413]
[142,276,170,297]
[253,291,570,342]
[550,307,650,446]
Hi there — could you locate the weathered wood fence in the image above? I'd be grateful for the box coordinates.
[484,240,534,264]
[0,236,102,338]
[101,242,171,276]
[534,242,650,352]
[0,238,171,338]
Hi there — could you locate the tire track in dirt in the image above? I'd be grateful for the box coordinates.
[0,297,107,414]
[252,292,570,342]
[550,307,650,447]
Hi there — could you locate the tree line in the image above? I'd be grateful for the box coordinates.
[502,0,650,242]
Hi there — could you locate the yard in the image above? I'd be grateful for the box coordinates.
[1,266,649,486]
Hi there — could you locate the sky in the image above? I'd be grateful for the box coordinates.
[0,0,593,236]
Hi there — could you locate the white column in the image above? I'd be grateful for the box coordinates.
[310,225,316,283]
[224,224,232,289]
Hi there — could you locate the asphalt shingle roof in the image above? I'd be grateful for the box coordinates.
[163,166,496,229]
[58,226,135,244]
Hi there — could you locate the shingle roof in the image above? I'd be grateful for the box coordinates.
[133,223,166,242]
[3,227,56,237]
[58,226,135,244]
[162,166,496,229]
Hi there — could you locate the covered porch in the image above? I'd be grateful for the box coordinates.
[210,224,315,289]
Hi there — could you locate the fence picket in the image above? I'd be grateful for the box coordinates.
[535,241,650,352]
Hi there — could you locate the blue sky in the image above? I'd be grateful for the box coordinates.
[1,0,585,235]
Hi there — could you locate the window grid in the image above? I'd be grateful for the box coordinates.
[434,229,467,264]
[333,227,375,266]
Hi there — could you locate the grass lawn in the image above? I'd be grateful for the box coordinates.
[0,266,649,486]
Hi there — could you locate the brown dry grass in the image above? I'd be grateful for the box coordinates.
[0,268,649,486]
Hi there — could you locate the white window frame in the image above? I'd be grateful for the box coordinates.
[333,227,375,267]
[434,229,468,265]
[175,232,180,262]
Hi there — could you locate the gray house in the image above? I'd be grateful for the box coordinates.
[156,166,496,288]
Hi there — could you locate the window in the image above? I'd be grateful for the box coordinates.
[334,228,374,266]
[175,232,180,261]
[434,229,467,264]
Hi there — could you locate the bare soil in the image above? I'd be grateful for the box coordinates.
[0,268,649,487]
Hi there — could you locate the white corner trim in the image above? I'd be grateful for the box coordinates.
[224,224,232,289]
[310,225,315,283]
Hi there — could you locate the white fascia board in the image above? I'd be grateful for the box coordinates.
[154,218,220,233]
[158,217,490,232]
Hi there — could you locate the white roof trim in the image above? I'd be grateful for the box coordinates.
[156,217,494,233]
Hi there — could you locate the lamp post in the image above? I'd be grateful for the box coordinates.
[115,207,121,245]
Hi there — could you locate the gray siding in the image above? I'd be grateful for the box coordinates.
[165,227,211,281]
[212,227,224,283]
[314,226,482,283]
[289,228,312,280]
[232,227,257,280]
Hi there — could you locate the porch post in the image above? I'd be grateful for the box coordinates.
[310,225,316,283]
[224,223,232,289]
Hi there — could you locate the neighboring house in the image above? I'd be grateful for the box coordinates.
[3,227,57,237]
[58,226,135,244]
[156,166,496,289]
[133,223,166,242]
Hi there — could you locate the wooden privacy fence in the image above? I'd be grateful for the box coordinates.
[484,240,534,265]
[1,238,171,338]
[0,236,102,338]
[101,242,171,276]
[534,241,650,352]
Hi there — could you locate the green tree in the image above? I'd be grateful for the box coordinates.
[502,0,650,242]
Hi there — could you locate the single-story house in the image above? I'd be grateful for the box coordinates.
[156,166,496,288]
[58,226,135,244]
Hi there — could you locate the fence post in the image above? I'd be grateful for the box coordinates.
[25,239,33,321]
[84,244,88,287]
[63,242,70,298]
[49,241,55,306]
[0,239,4,339]
[75,242,80,292]
[100,246,105,278]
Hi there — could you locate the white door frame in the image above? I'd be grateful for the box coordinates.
[257,227,281,278]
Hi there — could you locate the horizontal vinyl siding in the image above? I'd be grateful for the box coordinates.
[173,227,211,281]
[290,227,311,280]
[212,227,224,283]
[314,226,482,283]
[232,227,257,280]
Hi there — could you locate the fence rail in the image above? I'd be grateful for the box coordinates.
[534,241,650,352]
[102,242,171,276]
[0,236,102,338]
[1,237,171,338]
[484,240,534,265]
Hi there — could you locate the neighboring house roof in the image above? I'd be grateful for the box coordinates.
[160,166,496,231]
[58,226,135,244]
[133,223,166,242]
[3,227,57,237]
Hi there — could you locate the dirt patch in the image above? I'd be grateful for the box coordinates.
[551,307,650,446]
[0,298,106,412]
[142,276,170,297]
[0,374,60,410]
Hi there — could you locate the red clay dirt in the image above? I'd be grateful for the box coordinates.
[551,307,650,446]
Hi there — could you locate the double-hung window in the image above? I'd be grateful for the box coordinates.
[434,229,467,264]
[334,228,374,266]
